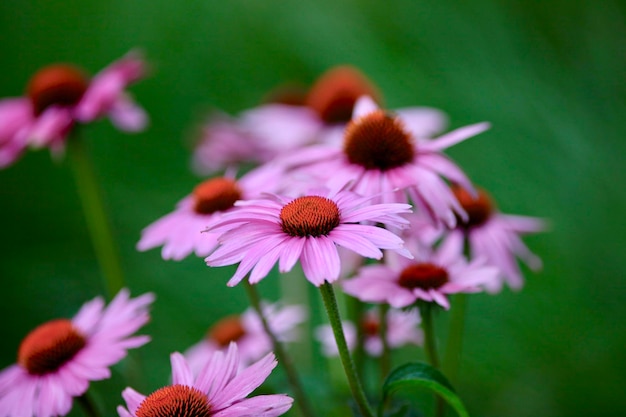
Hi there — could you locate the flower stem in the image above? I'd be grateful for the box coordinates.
[76,392,100,417]
[419,303,444,417]
[442,293,467,384]
[319,282,375,417]
[378,303,391,383]
[420,303,439,368]
[67,135,124,298]
[244,281,316,417]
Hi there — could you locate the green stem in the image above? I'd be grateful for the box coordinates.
[349,295,366,380]
[319,282,375,417]
[76,392,100,417]
[420,303,439,368]
[419,303,444,417]
[67,135,124,298]
[442,293,468,384]
[378,303,391,383]
[244,282,316,417]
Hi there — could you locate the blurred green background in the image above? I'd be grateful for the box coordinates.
[1,0,625,416]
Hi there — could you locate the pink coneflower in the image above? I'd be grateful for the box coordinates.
[0,289,154,417]
[205,186,412,287]
[279,95,489,228]
[184,302,306,372]
[193,65,447,177]
[343,237,498,309]
[192,65,381,175]
[137,164,282,260]
[0,52,147,167]
[315,308,423,357]
[118,344,292,417]
[444,185,546,292]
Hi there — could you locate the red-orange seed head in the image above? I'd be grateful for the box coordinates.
[208,315,246,347]
[18,319,87,375]
[135,385,212,417]
[280,196,341,237]
[27,64,89,116]
[192,177,242,215]
[344,110,415,171]
[398,263,449,290]
[361,316,380,337]
[305,65,381,124]
[452,185,494,229]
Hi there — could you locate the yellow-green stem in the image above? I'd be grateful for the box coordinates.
[68,136,124,298]
[319,282,375,417]
[378,303,391,383]
[442,293,468,384]
[244,281,316,417]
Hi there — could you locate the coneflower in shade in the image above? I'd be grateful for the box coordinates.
[184,302,306,372]
[118,344,293,417]
[192,65,385,175]
[205,186,413,287]
[444,185,546,292]
[0,289,154,417]
[279,95,489,228]
[137,164,283,261]
[343,237,499,310]
[0,51,148,167]
[315,308,423,357]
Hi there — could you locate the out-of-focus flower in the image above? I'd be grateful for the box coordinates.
[137,164,283,260]
[444,185,546,292]
[279,95,488,228]
[184,302,306,372]
[315,308,422,357]
[192,106,320,175]
[193,65,445,175]
[0,51,148,167]
[343,237,498,309]
[205,186,412,287]
[0,289,154,417]
[117,345,292,417]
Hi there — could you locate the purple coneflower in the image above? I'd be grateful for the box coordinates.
[0,52,147,167]
[192,65,384,175]
[444,185,546,292]
[118,344,292,417]
[0,289,154,417]
[205,187,412,287]
[343,237,498,309]
[137,165,282,260]
[185,302,306,372]
[279,95,489,228]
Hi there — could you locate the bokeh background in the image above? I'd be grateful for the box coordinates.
[1,1,625,416]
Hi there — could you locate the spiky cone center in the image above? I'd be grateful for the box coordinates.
[208,315,246,347]
[193,177,242,215]
[343,110,415,171]
[305,65,381,124]
[398,263,449,290]
[27,64,89,116]
[280,196,341,237]
[18,319,87,375]
[452,185,494,228]
[136,385,212,417]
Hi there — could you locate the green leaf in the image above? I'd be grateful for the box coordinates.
[382,362,470,417]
